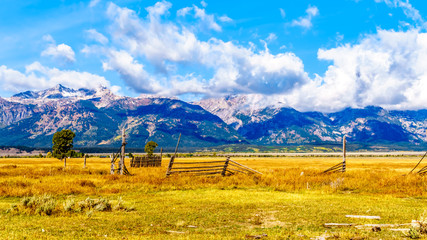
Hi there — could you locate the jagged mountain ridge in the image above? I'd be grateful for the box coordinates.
[1,86,427,148]
[196,95,427,145]
[0,85,243,148]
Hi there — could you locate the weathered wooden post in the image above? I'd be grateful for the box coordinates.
[166,133,181,176]
[342,136,346,173]
[221,157,230,176]
[64,157,66,169]
[119,129,126,175]
[110,154,115,174]
[83,154,87,168]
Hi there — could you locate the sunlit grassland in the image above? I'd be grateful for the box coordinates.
[0,156,426,239]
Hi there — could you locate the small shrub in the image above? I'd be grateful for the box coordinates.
[63,199,75,212]
[36,199,56,216]
[20,196,32,207]
[7,196,129,216]
[93,198,111,211]
[408,227,420,239]
[112,197,134,211]
[17,195,57,215]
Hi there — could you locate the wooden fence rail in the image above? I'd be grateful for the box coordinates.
[323,162,345,173]
[166,157,262,176]
[130,156,162,167]
[323,136,346,174]
[418,165,427,175]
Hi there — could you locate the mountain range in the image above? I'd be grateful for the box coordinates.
[1,85,426,151]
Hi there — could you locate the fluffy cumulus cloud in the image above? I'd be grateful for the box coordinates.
[101,2,309,96]
[286,29,427,111]
[102,50,162,93]
[176,4,222,31]
[0,62,111,93]
[87,1,427,111]
[41,43,76,63]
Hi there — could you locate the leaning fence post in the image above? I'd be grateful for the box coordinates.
[166,134,181,177]
[166,156,175,176]
[221,157,230,176]
[342,136,346,173]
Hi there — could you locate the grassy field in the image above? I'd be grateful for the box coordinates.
[0,156,426,239]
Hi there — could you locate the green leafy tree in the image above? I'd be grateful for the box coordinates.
[144,141,158,157]
[52,129,76,160]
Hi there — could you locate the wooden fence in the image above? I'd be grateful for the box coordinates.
[130,156,162,167]
[324,136,346,174]
[409,151,427,175]
[417,166,427,175]
[323,161,346,173]
[165,157,262,176]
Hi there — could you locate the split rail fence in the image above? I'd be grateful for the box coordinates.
[409,151,427,175]
[165,157,262,176]
[324,136,346,174]
[130,156,162,167]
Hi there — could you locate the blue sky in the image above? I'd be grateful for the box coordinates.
[1,0,427,111]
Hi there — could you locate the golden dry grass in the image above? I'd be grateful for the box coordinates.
[0,156,425,197]
[0,155,426,239]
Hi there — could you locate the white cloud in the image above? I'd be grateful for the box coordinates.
[41,43,76,63]
[42,34,55,43]
[218,15,232,23]
[206,42,309,95]
[177,7,192,17]
[286,29,427,112]
[89,0,101,8]
[193,5,222,31]
[0,62,110,93]
[85,29,109,45]
[291,6,319,29]
[375,0,424,27]
[175,5,224,31]
[266,33,277,42]
[102,50,162,93]
[279,8,286,18]
[145,0,171,20]
[200,0,207,8]
[103,2,309,96]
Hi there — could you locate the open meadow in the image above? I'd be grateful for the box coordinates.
[0,155,426,239]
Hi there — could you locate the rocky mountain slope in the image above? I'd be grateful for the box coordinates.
[1,86,426,149]
[196,95,427,145]
[0,85,243,148]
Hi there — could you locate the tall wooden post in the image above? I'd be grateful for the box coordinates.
[120,129,126,175]
[64,157,66,169]
[110,155,115,174]
[342,136,346,173]
[221,157,230,176]
[83,154,87,168]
